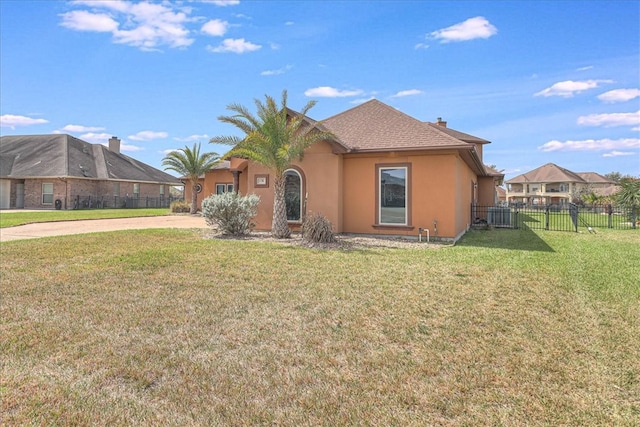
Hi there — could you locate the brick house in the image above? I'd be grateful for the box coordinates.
[0,134,182,209]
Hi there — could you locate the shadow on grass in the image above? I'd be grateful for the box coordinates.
[457,226,555,252]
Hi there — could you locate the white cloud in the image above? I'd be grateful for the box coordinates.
[201,19,228,36]
[174,134,210,142]
[597,88,640,103]
[206,38,261,53]
[430,16,497,43]
[414,42,429,50]
[577,110,640,127]
[304,86,364,97]
[60,124,106,133]
[538,138,640,152]
[261,65,292,76]
[602,151,636,158]
[391,89,423,98]
[60,1,195,51]
[128,130,169,141]
[576,65,594,71]
[59,10,119,32]
[285,21,294,26]
[534,79,613,98]
[0,114,49,129]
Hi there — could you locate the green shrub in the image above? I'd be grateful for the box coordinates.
[170,200,191,213]
[301,212,335,243]
[201,192,260,235]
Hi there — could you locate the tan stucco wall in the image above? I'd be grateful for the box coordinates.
[195,145,483,240]
[341,150,473,239]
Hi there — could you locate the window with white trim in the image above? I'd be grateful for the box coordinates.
[133,183,140,198]
[215,183,234,194]
[42,183,54,205]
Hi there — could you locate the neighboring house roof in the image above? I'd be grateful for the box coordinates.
[496,186,507,199]
[506,163,585,184]
[506,163,615,186]
[577,172,612,184]
[0,134,181,184]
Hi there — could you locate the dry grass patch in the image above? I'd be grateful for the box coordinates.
[1,228,639,425]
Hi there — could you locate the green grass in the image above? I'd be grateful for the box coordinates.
[0,208,172,228]
[1,228,639,425]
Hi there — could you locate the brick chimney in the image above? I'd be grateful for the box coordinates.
[436,117,447,128]
[108,136,121,154]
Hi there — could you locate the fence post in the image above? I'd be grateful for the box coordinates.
[607,204,613,229]
[545,205,550,230]
[514,209,519,229]
[633,206,637,229]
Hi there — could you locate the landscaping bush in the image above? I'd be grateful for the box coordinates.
[201,192,260,235]
[301,212,335,243]
[170,200,191,213]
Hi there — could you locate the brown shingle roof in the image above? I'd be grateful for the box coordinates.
[506,163,585,184]
[322,99,472,152]
[425,123,490,144]
[577,172,612,184]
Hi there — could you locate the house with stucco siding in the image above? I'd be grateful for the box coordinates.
[191,99,503,241]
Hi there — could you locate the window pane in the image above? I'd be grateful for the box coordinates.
[227,184,234,193]
[216,184,225,194]
[285,170,301,221]
[380,168,406,224]
[42,183,53,204]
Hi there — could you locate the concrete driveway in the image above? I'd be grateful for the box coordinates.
[0,215,209,242]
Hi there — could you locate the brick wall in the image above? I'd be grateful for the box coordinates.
[19,178,170,209]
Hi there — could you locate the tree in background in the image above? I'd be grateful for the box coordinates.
[210,90,335,238]
[162,143,220,214]
[605,171,637,184]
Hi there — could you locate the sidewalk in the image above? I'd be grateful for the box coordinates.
[0,215,209,242]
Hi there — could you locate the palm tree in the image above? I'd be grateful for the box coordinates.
[210,90,335,238]
[162,143,220,214]
[616,180,640,208]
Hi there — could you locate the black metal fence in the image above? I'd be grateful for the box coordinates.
[472,204,638,232]
[68,195,183,210]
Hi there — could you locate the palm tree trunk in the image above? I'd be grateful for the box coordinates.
[190,179,198,214]
[272,175,291,238]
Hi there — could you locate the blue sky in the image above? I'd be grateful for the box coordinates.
[1,0,639,180]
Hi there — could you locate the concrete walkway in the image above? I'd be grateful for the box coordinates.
[0,215,209,242]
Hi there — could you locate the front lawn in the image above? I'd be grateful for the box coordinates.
[1,228,638,425]
[0,208,172,228]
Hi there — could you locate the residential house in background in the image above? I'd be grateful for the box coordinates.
[0,134,182,209]
[190,99,504,241]
[505,163,617,206]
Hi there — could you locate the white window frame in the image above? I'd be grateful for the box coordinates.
[42,183,54,205]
